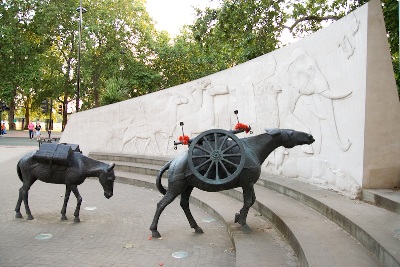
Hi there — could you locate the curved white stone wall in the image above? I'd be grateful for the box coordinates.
[61,0,400,199]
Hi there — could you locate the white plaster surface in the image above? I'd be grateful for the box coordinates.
[61,0,399,198]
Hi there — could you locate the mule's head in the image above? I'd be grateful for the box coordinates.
[99,163,115,199]
[266,129,315,148]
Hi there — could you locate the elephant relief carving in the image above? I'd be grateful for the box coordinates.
[253,49,357,193]
[278,48,352,154]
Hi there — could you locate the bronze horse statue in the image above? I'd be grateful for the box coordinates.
[15,147,115,222]
[150,128,315,238]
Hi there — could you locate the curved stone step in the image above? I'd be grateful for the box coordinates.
[223,185,380,267]
[114,170,299,267]
[256,173,400,267]
[90,152,171,166]
[90,152,400,266]
[362,189,400,214]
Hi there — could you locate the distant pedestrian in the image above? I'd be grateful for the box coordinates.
[1,122,6,135]
[28,121,35,140]
[35,122,42,141]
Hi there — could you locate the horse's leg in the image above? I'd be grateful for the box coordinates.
[70,185,82,223]
[60,186,72,220]
[149,190,180,238]
[180,186,203,234]
[236,184,256,232]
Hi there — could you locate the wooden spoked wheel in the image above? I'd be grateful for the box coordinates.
[188,129,245,185]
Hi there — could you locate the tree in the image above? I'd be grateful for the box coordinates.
[81,0,162,109]
[0,0,50,129]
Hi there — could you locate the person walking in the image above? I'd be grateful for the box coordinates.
[28,121,35,140]
[0,122,5,135]
[35,122,42,141]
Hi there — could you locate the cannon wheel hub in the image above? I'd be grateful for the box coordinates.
[188,129,245,185]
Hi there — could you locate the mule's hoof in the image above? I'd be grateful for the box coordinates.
[152,231,161,238]
[234,213,240,223]
[61,215,68,221]
[241,224,251,233]
[73,217,80,223]
[27,214,34,220]
[194,226,204,234]
[15,212,23,219]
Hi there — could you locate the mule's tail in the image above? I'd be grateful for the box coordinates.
[16,161,23,182]
[156,160,171,195]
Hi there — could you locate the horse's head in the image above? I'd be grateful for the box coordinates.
[266,129,315,148]
[99,163,115,199]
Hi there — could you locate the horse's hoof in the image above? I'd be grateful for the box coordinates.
[194,226,204,234]
[241,224,251,233]
[152,231,161,238]
[234,213,240,223]
[74,217,80,223]
[27,214,34,220]
[61,215,68,221]
[15,212,23,219]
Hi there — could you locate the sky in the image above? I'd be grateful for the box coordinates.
[145,0,219,37]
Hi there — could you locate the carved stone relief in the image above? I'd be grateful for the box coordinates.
[176,79,230,137]
[60,1,398,198]
[338,13,360,59]
[252,48,359,197]
[121,94,187,154]
[281,155,361,199]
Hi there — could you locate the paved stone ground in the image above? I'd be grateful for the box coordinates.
[0,146,236,267]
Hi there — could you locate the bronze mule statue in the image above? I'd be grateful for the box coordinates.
[15,145,115,222]
[150,128,315,238]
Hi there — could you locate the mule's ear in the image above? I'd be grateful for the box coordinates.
[108,163,115,172]
[265,128,281,136]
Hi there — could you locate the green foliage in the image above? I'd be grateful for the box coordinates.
[0,0,165,127]
[0,0,52,128]
[191,0,285,65]
[100,77,129,105]
[381,0,399,97]
[80,0,161,108]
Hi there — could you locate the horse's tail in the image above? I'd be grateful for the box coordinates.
[156,160,171,195]
[16,160,23,182]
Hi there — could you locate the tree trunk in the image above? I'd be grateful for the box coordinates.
[24,97,30,130]
[61,57,72,131]
[8,87,17,130]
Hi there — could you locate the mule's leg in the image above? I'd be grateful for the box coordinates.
[236,185,256,232]
[15,186,24,218]
[17,180,36,220]
[180,186,203,234]
[70,185,82,223]
[60,186,72,220]
[149,190,179,238]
